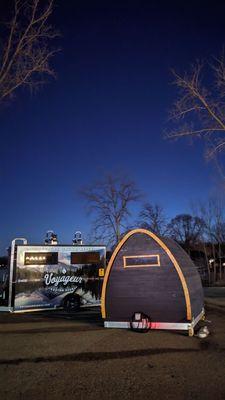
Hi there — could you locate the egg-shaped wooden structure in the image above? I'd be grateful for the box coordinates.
[101,229,204,335]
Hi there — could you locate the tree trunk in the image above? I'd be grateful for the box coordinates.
[203,242,210,285]
[218,242,222,281]
[212,243,216,283]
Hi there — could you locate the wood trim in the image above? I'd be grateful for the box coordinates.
[123,254,160,268]
[101,229,192,321]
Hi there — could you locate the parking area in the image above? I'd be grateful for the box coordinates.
[0,293,225,400]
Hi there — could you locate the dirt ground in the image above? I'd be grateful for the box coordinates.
[0,291,225,400]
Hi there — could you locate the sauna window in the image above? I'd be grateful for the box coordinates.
[123,254,160,268]
[24,252,58,265]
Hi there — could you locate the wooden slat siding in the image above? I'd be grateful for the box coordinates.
[107,287,186,322]
[105,232,187,322]
[102,229,205,322]
[162,238,204,318]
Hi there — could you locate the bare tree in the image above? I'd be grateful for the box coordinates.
[167,51,225,175]
[0,0,59,103]
[167,214,205,252]
[195,198,225,282]
[138,202,167,236]
[81,174,142,246]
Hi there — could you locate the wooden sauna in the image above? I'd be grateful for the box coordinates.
[101,229,204,336]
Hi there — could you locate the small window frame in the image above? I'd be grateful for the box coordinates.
[123,254,160,268]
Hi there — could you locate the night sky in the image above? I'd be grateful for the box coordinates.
[1,0,225,253]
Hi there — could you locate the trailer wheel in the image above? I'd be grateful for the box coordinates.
[63,294,80,312]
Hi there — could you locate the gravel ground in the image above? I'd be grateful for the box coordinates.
[0,294,225,400]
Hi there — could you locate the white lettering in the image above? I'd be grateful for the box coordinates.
[44,273,83,287]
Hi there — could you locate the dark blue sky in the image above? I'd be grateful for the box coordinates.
[1,0,225,253]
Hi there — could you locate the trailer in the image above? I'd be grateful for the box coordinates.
[0,236,106,313]
[101,229,205,336]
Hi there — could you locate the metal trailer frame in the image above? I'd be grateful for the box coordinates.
[0,238,106,313]
[104,308,205,337]
[0,238,27,312]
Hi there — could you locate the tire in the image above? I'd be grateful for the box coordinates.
[63,294,80,312]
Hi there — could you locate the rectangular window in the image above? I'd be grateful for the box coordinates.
[123,254,160,268]
[71,252,100,265]
[24,252,58,265]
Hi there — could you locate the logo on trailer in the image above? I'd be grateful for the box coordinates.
[44,270,83,288]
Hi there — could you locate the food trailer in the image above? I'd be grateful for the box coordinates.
[101,229,204,336]
[0,234,106,313]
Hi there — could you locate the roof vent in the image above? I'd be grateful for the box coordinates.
[44,231,58,245]
[73,231,82,245]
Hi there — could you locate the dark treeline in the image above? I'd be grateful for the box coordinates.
[137,199,225,286]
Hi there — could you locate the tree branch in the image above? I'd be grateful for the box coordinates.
[0,0,59,103]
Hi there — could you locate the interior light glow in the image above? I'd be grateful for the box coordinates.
[24,252,58,265]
